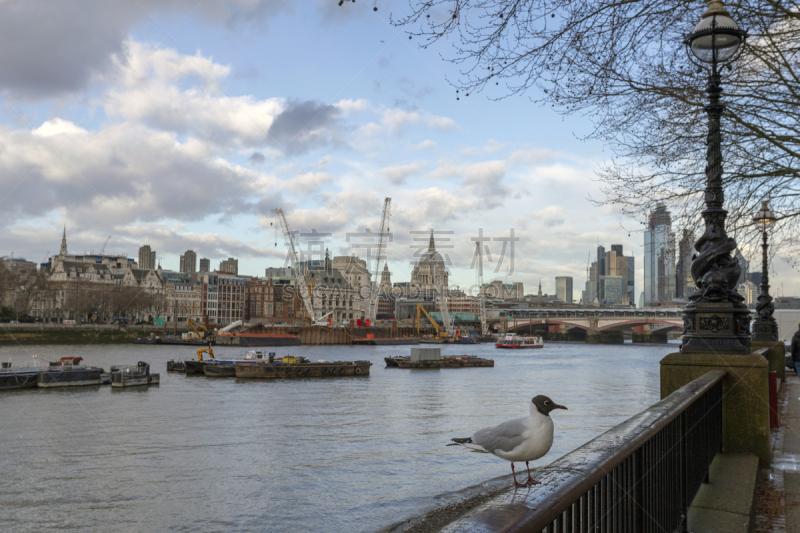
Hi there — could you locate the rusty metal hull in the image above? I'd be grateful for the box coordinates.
[384,356,494,369]
[184,360,207,375]
[235,361,371,379]
[203,363,237,377]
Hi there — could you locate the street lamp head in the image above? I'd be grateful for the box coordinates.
[686,0,746,64]
[753,200,777,227]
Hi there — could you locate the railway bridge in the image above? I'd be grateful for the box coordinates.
[487,308,684,344]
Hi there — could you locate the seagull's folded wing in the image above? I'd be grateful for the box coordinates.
[472,417,528,454]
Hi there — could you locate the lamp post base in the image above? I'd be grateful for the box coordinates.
[751,318,778,343]
[681,301,751,354]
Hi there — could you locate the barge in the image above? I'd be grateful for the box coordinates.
[235,357,371,379]
[111,362,160,387]
[384,355,494,369]
[38,359,103,387]
[0,366,40,390]
[352,337,420,346]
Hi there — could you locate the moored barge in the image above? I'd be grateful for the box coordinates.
[384,355,494,369]
[235,358,371,379]
[352,337,420,346]
[38,357,103,388]
[111,362,160,387]
[0,366,40,390]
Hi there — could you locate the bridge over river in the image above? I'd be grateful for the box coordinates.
[488,308,684,344]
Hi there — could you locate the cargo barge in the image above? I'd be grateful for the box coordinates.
[384,355,494,369]
[352,337,420,346]
[235,358,371,379]
[111,362,159,387]
[0,366,41,390]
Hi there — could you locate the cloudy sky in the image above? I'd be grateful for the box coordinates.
[1,1,793,298]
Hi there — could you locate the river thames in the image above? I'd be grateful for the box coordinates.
[0,341,677,532]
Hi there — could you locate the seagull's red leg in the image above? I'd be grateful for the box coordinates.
[511,463,527,488]
[525,461,540,485]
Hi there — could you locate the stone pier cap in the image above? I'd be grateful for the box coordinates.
[439,371,726,532]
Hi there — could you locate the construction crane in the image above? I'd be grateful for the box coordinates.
[368,198,391,324]
[475,242,488,336]
[416,303,449,340]
[187,318,212,340]
[435,260,455,338]
[100,236,111,255]
[272,208,317,325]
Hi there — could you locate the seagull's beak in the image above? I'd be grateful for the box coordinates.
[555,404,568,410]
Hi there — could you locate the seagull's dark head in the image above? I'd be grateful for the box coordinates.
[532,395,568,416]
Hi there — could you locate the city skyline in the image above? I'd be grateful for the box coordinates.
[1,3,796,296]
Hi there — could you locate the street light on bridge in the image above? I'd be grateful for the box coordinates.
[752,201,778,341]
[680,0,751,354]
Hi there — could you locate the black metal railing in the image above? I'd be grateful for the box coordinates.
[441,370,725,533]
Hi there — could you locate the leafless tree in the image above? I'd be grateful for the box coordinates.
[394,0,800,264]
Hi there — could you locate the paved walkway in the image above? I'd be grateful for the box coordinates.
[769,372,800,531]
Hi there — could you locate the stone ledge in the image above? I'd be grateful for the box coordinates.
[687,453,759,533]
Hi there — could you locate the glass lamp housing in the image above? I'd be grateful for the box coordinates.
[753,201,777,230]
[688,13,743,63]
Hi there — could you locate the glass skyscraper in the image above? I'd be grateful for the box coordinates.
[643,205,675,306]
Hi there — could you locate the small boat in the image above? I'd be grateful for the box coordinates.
[195,348,270,377]
[38,357,103,388]
[166,360,186,372]
[495,333,544,349]
[111,362,160,387]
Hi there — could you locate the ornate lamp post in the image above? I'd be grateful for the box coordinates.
[752,201,778,341]
[681,0,751,354]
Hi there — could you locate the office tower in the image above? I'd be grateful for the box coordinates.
[643,204,675,305]
[180,250,197,273]
[200,258,210,273]
[220,257,238,275]
[556,277,573,304]
[676,229,694,299]
[627,255,635,306]
[138,245,156,270]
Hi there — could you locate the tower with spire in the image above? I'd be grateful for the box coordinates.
[538,279,542,297]
[380,262,392,293]
[60,226,68,255]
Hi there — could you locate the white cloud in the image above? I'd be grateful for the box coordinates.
[411,139,438,150]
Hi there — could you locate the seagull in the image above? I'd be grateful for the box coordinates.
[448,395,567,488]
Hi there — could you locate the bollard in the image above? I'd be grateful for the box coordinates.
[769,370,778,429]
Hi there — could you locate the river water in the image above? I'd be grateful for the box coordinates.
[0,341,677,532]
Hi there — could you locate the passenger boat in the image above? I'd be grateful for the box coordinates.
[37,357,104,388]
[111,362,160,387]
[495,333,544,349]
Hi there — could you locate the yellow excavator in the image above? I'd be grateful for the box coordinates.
[187,318,213,341]
[416,304,450,340]
[196,348,214,361]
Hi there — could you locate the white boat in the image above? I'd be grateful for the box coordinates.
[495,333,544,349]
